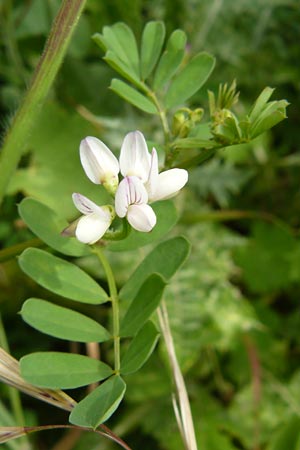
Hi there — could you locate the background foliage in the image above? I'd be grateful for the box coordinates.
[0,0,299,449]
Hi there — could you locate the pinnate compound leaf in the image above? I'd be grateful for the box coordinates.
[18,198,89,257]
[21,298,111,342]
[18,248,108,304]
[120,274,166,337]
[69,375,126,427]
[109,200,178,251]
[140,21,165,80]
[153,29,187,90]
[120,236,190,302]
[121,321,160,375]
[20,352,113,389]
[110,79,157,114]
[165,52,216,108]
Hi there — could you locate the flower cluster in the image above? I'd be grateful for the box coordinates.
[71,131,188,244]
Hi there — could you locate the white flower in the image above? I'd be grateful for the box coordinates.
[80,137,119,194]
[72,193,114,244]
[146,148,188,202]
[119,131,151,183]
[73,130,188,240]
[115,176,156,232]
[115,131,188,231]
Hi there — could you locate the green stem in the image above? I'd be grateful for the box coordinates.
[0,0,88,207]
[92,247,120,373]
[147,90,171,144]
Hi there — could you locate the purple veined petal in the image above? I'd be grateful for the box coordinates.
[127,204,157,232]
[80,137,119,184]
[72,193,108,218]
[115,176,148,218]
[75,212,111,244]
[119,131,151,182]
[145,148,159,201]
[150,168,188,202]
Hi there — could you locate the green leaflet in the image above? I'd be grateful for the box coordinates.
[20,352,113,389]
[153,29,187,91]
[96,23,139,77]
[140,21,166,80]
[121,321,160,375]
[19,248,108,304]
[69,375,126,427]
[21,298,111,342]
[165,52,216,108]
[120,274,166,337]
[110,79,157,114]
[120,236,190,302]
[248,87,275,122]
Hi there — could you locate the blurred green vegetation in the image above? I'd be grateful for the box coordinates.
[0,0,299,449]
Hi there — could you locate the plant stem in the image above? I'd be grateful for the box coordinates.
[147,90,171,144]
[92,246,120,373]
[0,0,88,207]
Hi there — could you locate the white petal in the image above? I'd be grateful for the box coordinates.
[75,212,111,244]
[145,148,159,200]
[150,169,188,202]
[115,176,148,218]
[119,131,151,182]
[72,193,108,217]
[80,136,119,184]
[127,204,156,232]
